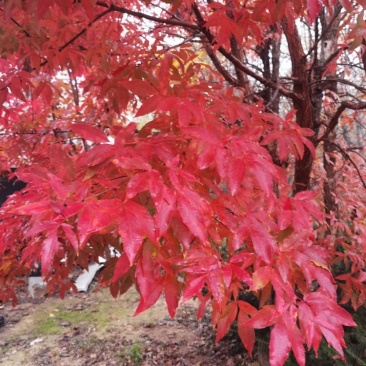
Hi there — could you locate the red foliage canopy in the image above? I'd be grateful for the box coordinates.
[0,1,366,365]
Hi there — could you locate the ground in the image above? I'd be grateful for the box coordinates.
[0,284,259,366]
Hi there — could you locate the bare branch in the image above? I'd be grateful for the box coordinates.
[218,47,303,101]
[319,101,366,144]
[324,47,343,67]
[190,3,301,102]
[67,69,79,107]
[320,78,366,94]
[230,35,247,87]
[362,39,366,76]
[329,141,366,189]
[96,1,199,30]
[190,3,238,86]
[3,14,31,37]
[39,7,114,67]
[58,8,114,53]
[265,87,280,109]
[203,42,238,85]
[305,5,343,57]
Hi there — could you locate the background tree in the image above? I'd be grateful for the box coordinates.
[1,0,366,365]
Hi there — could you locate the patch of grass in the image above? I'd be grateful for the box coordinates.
[116,342,144,365]
[126,342,144,365]
[124,342,144,365]
[34,315,61,335]
[33,307,111,336]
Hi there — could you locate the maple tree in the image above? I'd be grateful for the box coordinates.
[1,0,366,364]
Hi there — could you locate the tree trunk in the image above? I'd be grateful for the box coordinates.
[281,18,315,193]
[323,136,337,218]
[320,6,342,221]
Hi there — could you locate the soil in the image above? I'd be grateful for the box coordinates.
[0,284,259,366]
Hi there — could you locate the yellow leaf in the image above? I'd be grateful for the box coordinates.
[311,260,329,271]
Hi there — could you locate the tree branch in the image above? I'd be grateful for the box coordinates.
[230,36,247,87]
[329,141,366,189]
[59,8,113,52]
[319,78,366,94]
[226,1,250,91]
[39,7,114,67]
[100,1,302,101]
[305,5,343,58]
[191,2,301,102]
[310,47,345,76]
[96,1,199,31]
[203,41,238,85]
[189,3,238,86]
[219,45,303,101]
[0,8,31,37]
[319,101,366,144]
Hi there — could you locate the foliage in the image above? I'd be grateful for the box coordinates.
[0,1,366,365]
[284,306,366,365]
[125,342,143,365]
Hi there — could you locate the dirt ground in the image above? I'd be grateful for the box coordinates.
[0,284,259,366]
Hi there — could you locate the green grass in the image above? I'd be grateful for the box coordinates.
[116,342,144,365]
[33,307,111,336]
[127,342,144,364]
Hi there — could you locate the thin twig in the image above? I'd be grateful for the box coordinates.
[39,7,114,67]
[96,1,199,30]
[305,5,344,57]
[328,141,366,189]
[58,9,112,53]
[0,8,31,37]
[191,2,301,102]
[319,101,366,145]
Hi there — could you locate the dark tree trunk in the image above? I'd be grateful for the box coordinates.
[281,18,316,193]
[320,6,342,221]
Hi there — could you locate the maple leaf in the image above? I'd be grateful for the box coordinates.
[164,277,182,318]
[118,200,155,264]
[134,242,164,315]
[112,253,131,282]
[176,188,210,242]
[78,199,121,245]
[270,319,292,366]
[249,219,278,264]
[215,301,238,342]
[237,300,257,355]
[298,289,356,358]
[71,123,109,143]
[307,0,321,24]
[41,230,61,275]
